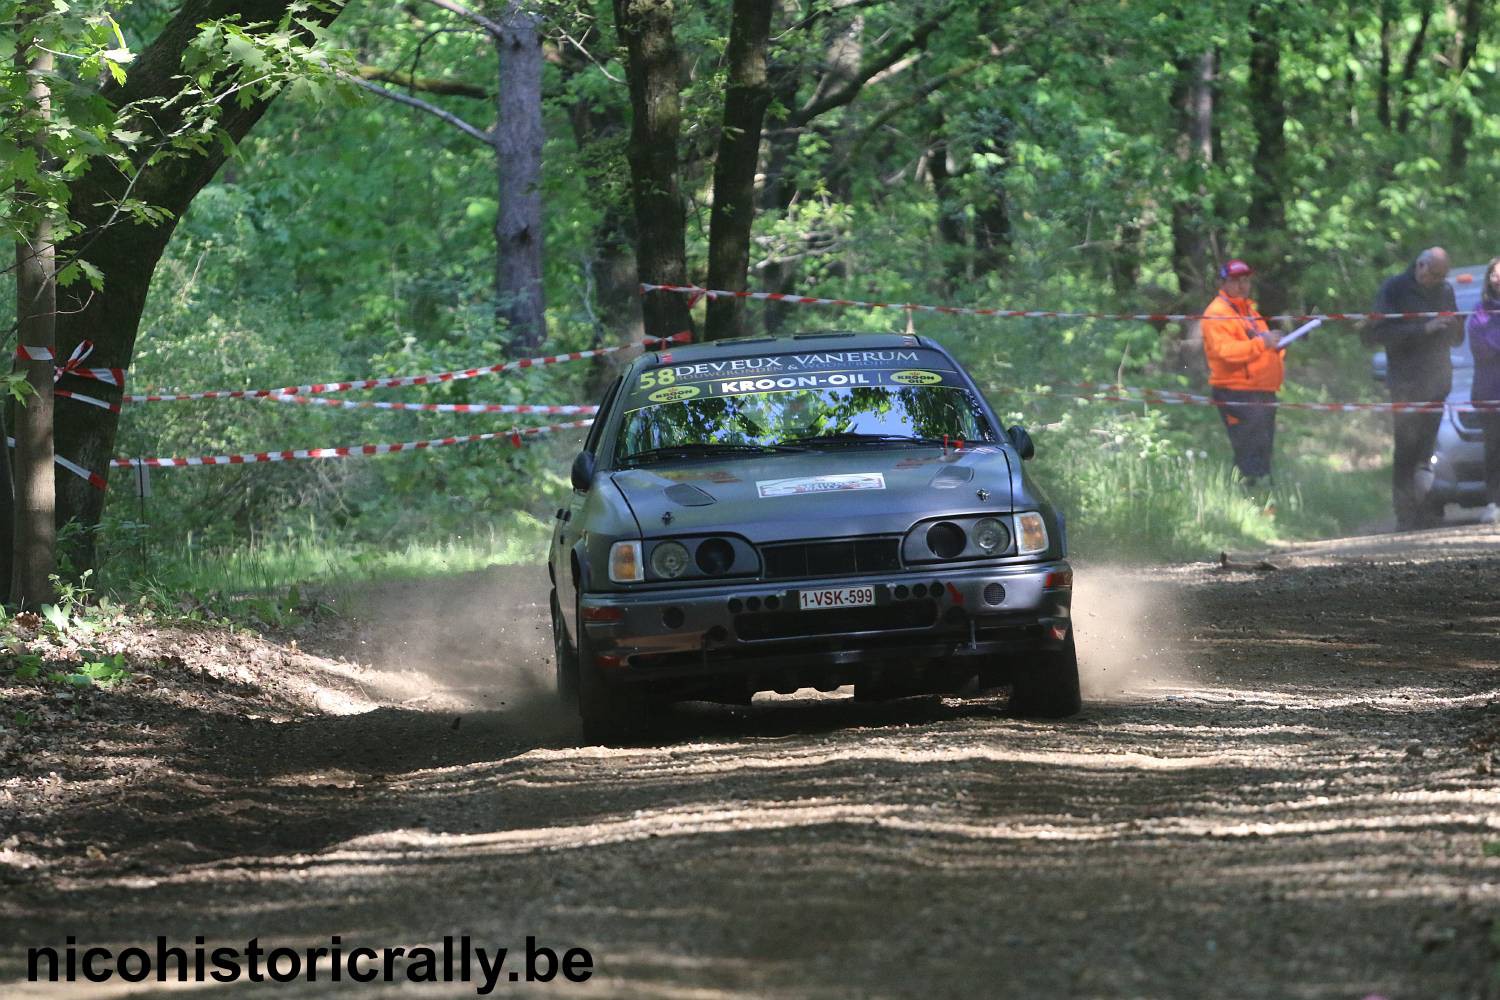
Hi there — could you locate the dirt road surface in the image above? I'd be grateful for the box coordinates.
[2,527,1499,998]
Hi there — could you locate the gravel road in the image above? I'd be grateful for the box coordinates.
[2,527,1499,998]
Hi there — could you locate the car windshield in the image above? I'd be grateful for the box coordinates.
[615,384,993,466]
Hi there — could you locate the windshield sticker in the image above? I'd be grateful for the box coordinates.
[649,385,700,403]
[756,473,887,498]
[890,369,944,385]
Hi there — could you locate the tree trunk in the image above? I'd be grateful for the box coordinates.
[1170,49,1216,306]
[1247,5,1289,316]
[926,131,968,291]
[970,122,1013,276]
[494,5,547,350]
[0,400,13,596]
[51,0,346,575]
[1447,0,1484,175]
[705,0,773,341]
[1377,0,1393,130]
[12,31,56,607]
[614,0,693,341]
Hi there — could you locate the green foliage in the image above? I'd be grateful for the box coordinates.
[30,0,1496,594]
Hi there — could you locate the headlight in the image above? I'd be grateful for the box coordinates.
[650,541,691,579]
[608,541,643,583]
[926,521,967,559]
[973,517,1009,554]
[695,537,735,575]
[1014,512,1048,555]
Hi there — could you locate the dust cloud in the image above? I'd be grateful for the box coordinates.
[1071,565,1193,699]
[316,561,1187,728]
[325,563,577,739]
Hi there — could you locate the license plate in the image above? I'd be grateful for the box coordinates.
[798,586,876,611]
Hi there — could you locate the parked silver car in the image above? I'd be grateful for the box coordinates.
[1372,263,1487,515]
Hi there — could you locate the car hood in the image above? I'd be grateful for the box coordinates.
[610,446,1013,542]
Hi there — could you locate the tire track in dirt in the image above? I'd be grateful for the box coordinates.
[3,528,1499,998]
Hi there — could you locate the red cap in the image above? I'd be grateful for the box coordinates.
[1220,259,1253,279]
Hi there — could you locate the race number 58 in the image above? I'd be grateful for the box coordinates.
[639,368,677,389]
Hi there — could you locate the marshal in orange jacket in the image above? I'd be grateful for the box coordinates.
[1201,293,1285,391]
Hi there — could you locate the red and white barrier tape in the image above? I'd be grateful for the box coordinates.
[265,395,598,415]
[641,282,1477,325]
[4,437,108,491]
[107,418,593,469]
[14,341,102,382]
[70,334,688,401]
[1002,381,1500,413]
[55,389,121,413]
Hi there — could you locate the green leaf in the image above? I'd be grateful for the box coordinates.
[41,604,70,634]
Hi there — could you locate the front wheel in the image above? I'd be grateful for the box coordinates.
[551,592,579,707]
[1010,631,1082,719]
[575,601,649,744]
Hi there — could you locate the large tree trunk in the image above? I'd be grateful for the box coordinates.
[12,220,56,607]
[1169,49,1216,306]
[613,0,693,341]
[51,0,346,575]
[12,27,57,607]
[1247,5,1289,316]
[494,5,547,350]
[705,0,773,341]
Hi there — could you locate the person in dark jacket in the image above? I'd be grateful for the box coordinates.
[1466,256,1500,524]
[1369,247,1463,529]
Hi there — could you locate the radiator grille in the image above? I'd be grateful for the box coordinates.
[760,538,902,580]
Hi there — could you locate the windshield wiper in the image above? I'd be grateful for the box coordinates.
[779,432,946,448]
[620,442,803,467]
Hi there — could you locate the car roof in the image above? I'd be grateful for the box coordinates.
[639,331,929,367]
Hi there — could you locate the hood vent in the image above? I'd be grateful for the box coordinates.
[663,483,717,506]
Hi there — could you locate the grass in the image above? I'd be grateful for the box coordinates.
[107,510,551,601]
[1055,448,1390,562]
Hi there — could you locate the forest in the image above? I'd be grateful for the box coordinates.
[3,0,1498,603]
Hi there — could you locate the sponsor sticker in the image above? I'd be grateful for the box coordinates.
[756,473,886,498]
[648,385,700,403]
[890,369,943,385]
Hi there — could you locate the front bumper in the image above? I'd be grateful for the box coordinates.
[580,560,1071,689]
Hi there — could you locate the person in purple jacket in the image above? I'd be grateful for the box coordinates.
[1467,256,1500,524]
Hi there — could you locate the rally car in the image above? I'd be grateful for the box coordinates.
[549,332,1078,741]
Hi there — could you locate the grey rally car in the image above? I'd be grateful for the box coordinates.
[549,332,1079,741]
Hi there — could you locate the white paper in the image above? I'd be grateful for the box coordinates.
[1276,317,1322,348]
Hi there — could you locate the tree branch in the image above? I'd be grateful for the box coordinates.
[356,64,489,98]
[422,0,510,38]
[786,7,949,127]
[347,75,493,145]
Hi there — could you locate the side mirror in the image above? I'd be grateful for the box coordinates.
[1007,425,1035,461]
[570,451,597,492]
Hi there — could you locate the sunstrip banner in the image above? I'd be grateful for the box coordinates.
[641,282,1477,325]
[106,419,594,469]
[67,334,690,401]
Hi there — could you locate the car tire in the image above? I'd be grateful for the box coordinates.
[551,591,579,707]
[1010,631,1082,719]
[575,600,649,744]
